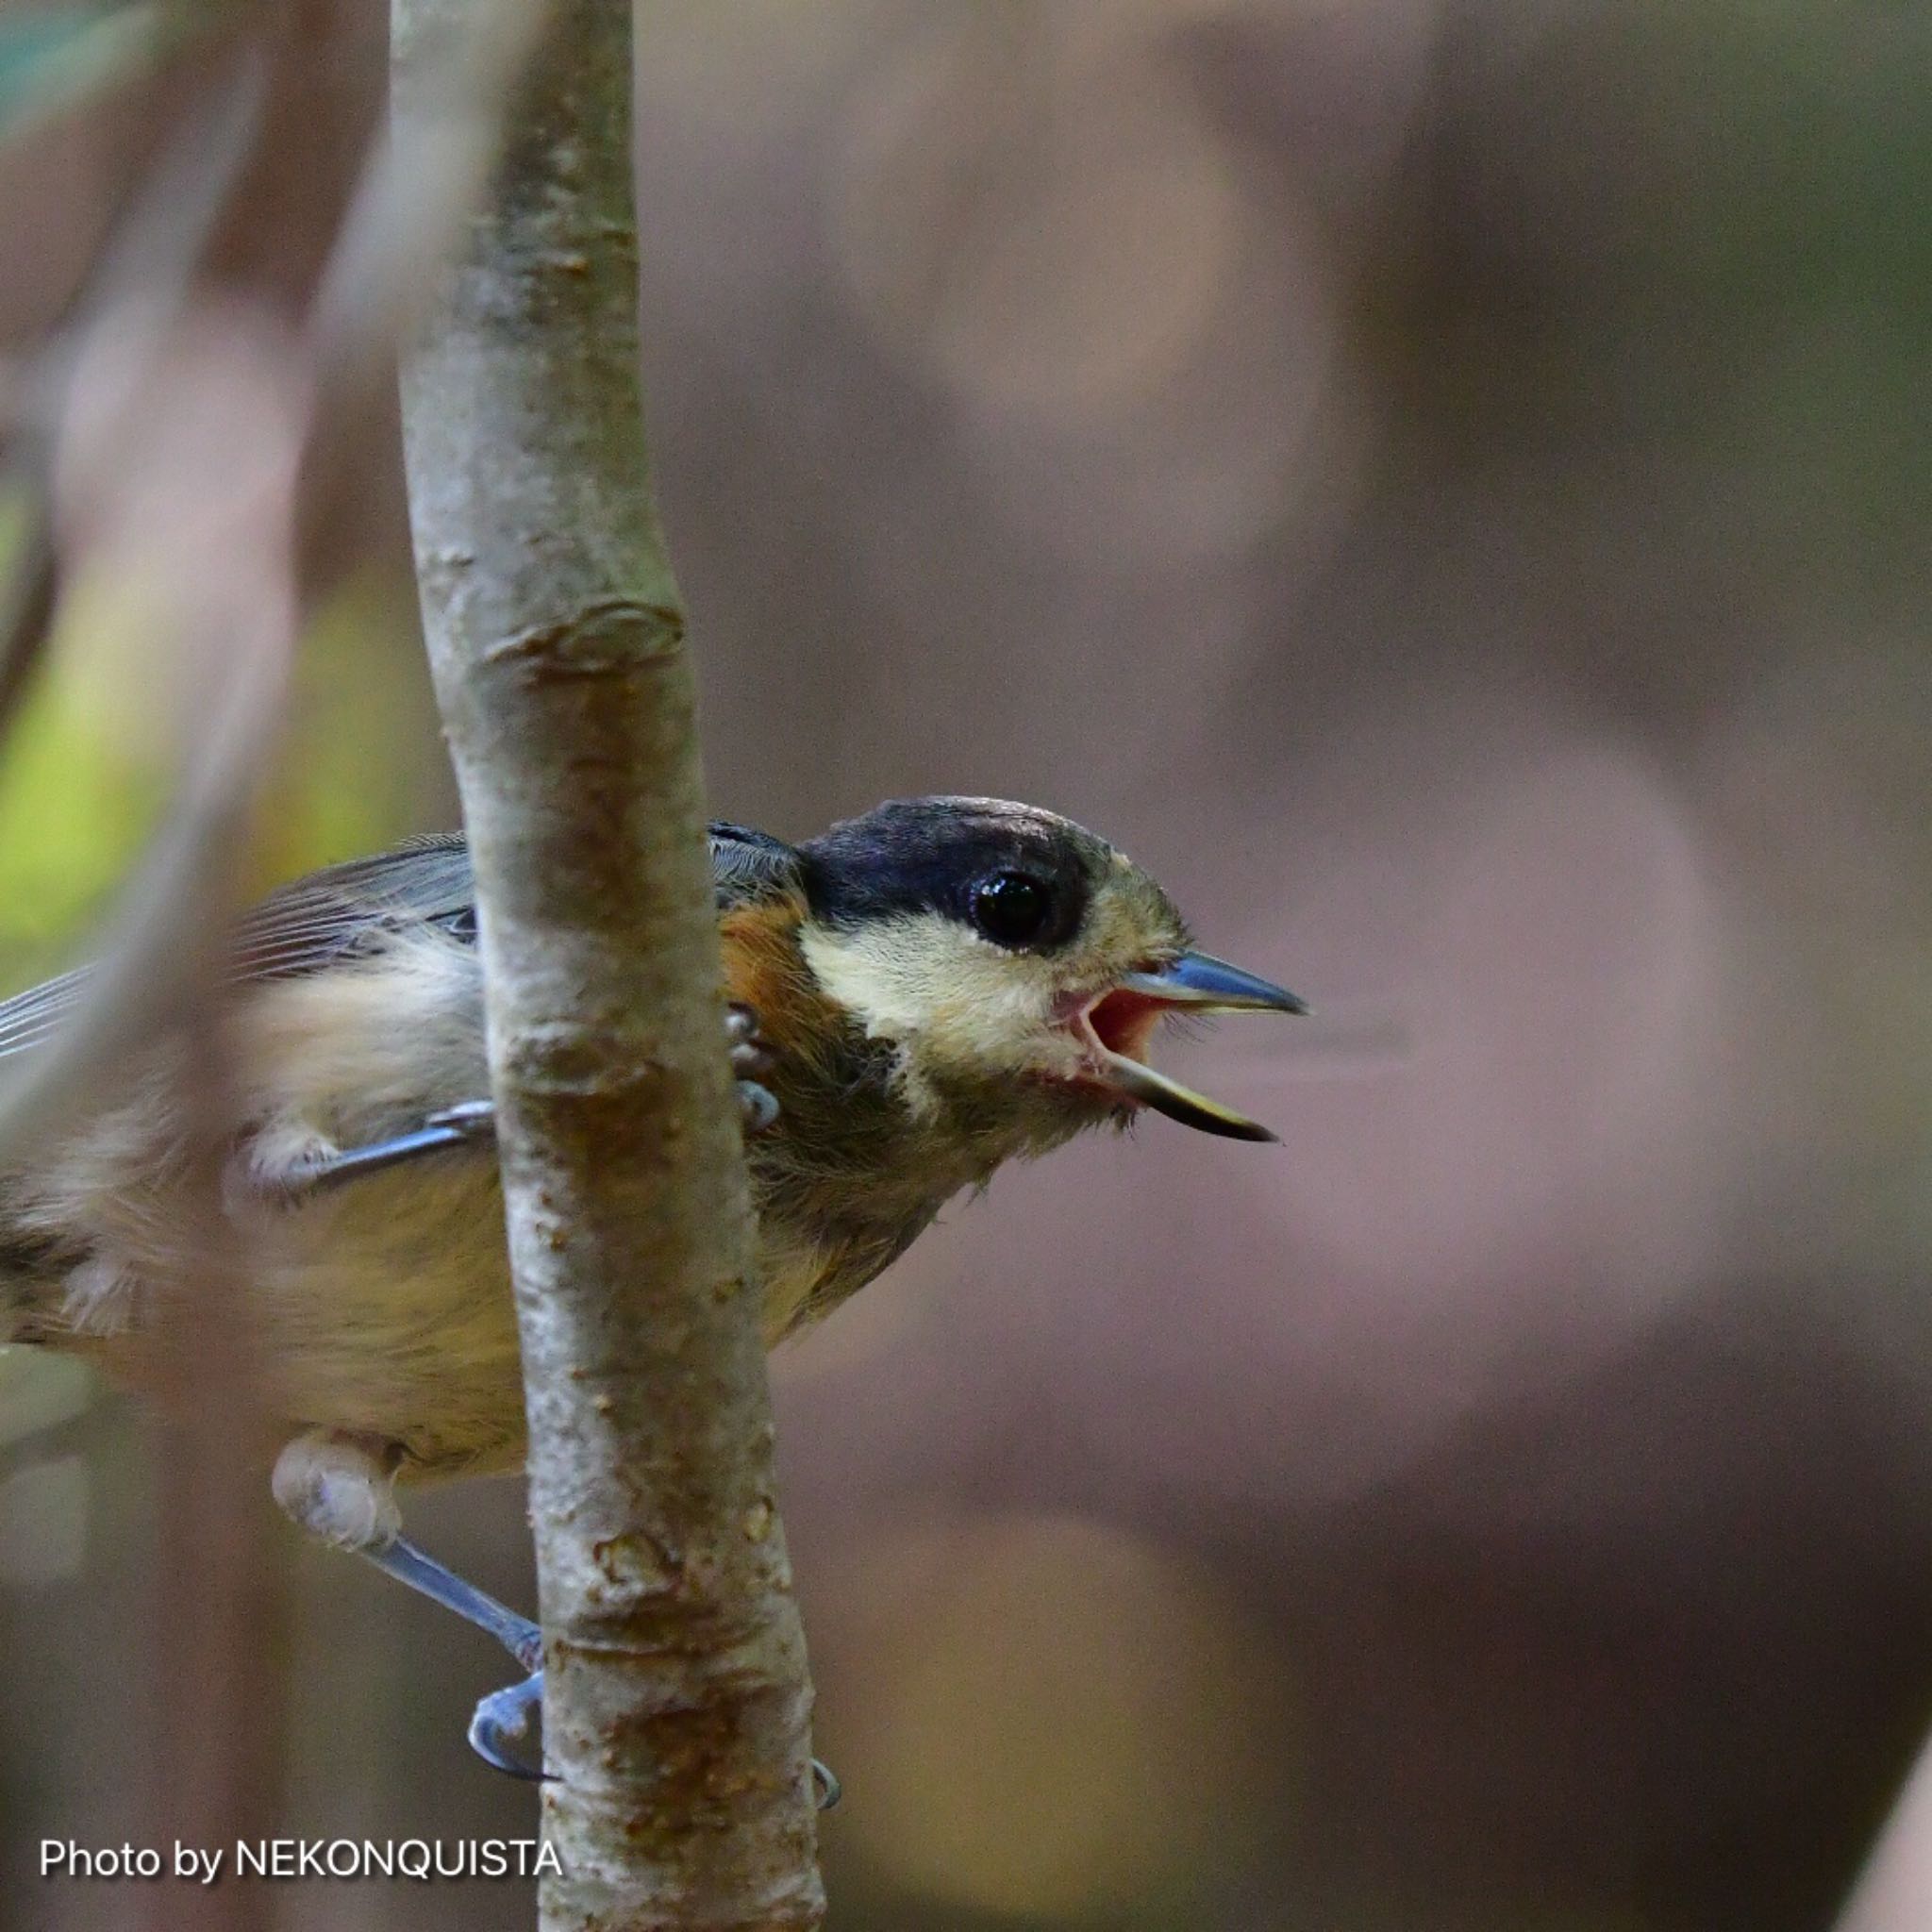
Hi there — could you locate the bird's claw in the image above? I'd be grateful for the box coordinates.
[424,1099,498,1139]
[728,1003,780,1135]
[464,1667,840,1810]
[739,1081,780,1134]
[469,1671,548,1781]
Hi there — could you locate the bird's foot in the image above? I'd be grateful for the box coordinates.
[464,1668,841,1808]
[727,1002,780,1134]
[280,1442,830,1799]
[470,1670,548,1779]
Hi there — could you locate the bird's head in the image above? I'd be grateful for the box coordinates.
[793,796,1304,1152]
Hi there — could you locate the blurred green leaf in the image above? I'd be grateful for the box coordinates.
[0,669,160,967]
[256,575,447,889]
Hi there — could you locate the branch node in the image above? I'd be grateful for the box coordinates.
[484,597,686,681]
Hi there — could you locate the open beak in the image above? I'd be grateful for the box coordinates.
[1078,951,1307,1142]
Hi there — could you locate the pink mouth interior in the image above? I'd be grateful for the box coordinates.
[1083,987,1167,1063]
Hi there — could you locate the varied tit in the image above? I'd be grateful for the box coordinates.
[0,794,1304,1779]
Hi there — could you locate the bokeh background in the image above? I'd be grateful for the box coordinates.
[3,1,1931,1927]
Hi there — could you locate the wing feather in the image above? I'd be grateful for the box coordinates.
[0,823,803,1062]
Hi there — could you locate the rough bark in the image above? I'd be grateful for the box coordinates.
[391,3,825,1926]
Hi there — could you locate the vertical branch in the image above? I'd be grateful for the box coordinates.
[391,4,825,1928]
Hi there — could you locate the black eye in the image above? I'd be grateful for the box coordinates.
[970,872,1053,947]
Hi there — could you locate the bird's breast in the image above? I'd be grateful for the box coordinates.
[723,891,1011,1339]
[751,1203,936,1344]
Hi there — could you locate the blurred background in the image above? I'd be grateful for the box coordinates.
[2,0,1931,1926]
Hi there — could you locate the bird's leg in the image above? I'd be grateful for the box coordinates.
[274,1433,841,1801]
[259,1003,823,1789]
[272,1431,548,1776]
[248,1102,497,1199]
[240,1003,780,1203]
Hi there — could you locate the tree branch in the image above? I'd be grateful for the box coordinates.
[391,3,825,1927]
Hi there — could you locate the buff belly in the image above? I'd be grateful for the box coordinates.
[58,1153,851,1485]
[3,937,884,1479]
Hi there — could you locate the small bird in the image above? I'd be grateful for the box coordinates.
[0,795,1303,1777]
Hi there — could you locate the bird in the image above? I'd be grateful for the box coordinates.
[0,794,1304,1781]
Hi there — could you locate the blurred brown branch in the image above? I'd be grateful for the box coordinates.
[0,26,301,1932]
[0,44,269,1158]
[393,0,824,1925]
[0,53,298,1916]
[0,0,539,1157]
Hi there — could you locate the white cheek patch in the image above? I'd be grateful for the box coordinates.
[800,914,1083,1107]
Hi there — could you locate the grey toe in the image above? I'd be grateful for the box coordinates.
[469,1672,546,1780]
[738,1079,780,1134]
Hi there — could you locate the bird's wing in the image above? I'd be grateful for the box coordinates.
[0,824,805,1061]
[230,832,481,980]
[0,833,477,1063]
